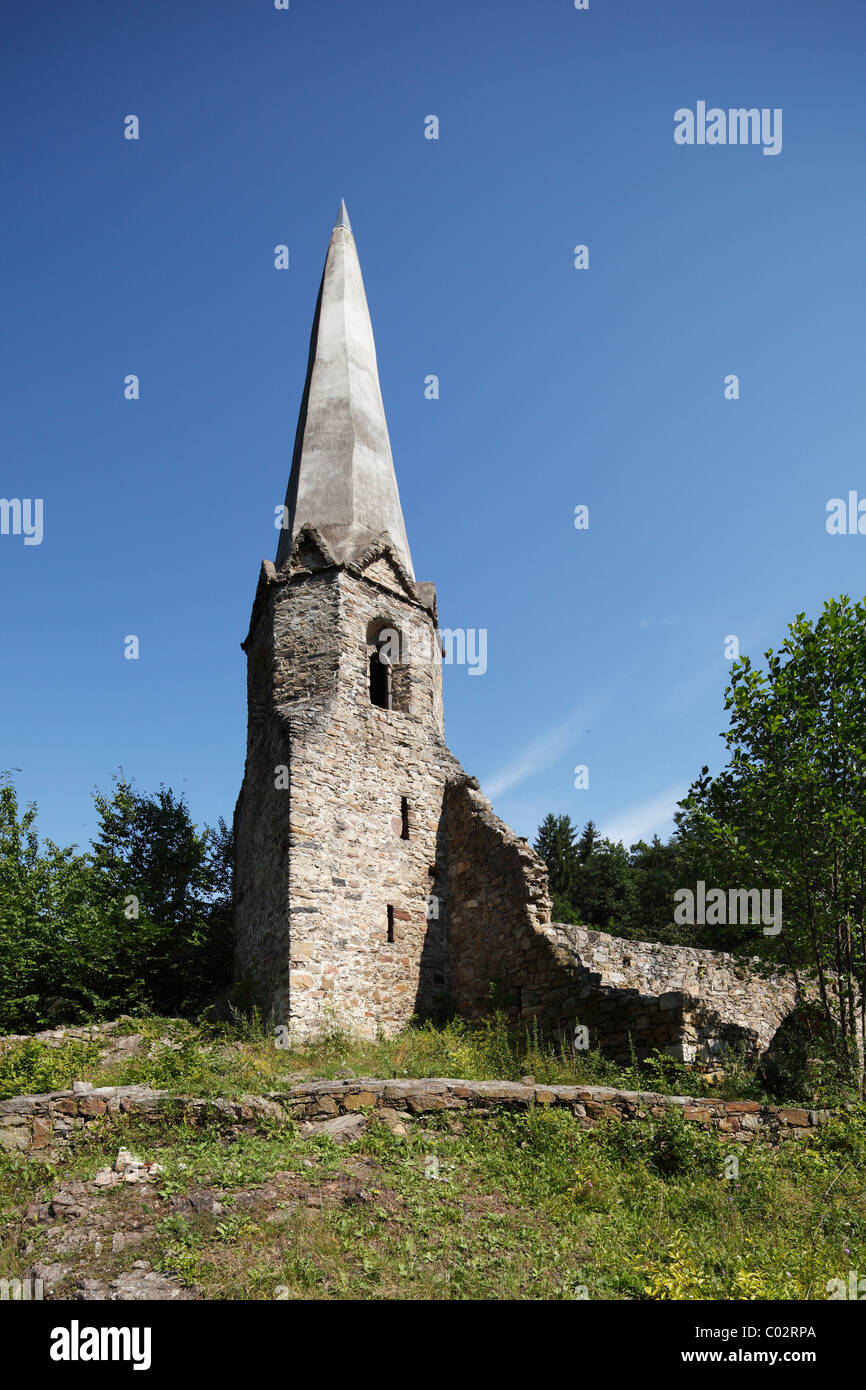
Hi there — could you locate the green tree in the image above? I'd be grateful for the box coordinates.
[0,776,46,1028]
[577,820,599,864]
[533,814,580,922]
[571,827,636,933]
[676,596,866,1076]
[623,834,743,948]
[89,777,233,1016]
[0,773,233,1030]
[534,815,641,933]
[0,777,106,1028]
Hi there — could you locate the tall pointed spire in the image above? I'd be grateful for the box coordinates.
[275,200,414,578]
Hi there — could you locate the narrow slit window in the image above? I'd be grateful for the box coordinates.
[387,904,395,943]
[400,797,410,840]
[370,650,391,709]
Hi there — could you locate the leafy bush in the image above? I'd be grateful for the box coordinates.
[592,1107,720,1180]
[0,1038,103,1101]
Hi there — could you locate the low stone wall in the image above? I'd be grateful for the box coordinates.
[0,1020,134,1056]
[0,1077,831,1155]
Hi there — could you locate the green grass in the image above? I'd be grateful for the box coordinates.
[2,1013,863,1300]
[2,1099,864,1300]
[0,1012,847,1106]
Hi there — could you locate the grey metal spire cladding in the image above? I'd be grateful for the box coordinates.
[275,201,414,578]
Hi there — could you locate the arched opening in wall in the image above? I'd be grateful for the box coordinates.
[758,1000,850,1099]
[367,620,409,712]
[400,797,410,840]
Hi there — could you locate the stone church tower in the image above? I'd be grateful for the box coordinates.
[233,201,551,1039]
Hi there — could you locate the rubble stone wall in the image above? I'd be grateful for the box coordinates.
[440,776,552,1020]
[0,1078,830,1156]
[434,778,800,1064]
[527,925,802,1064]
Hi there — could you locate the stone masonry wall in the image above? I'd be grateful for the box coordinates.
[533,926,801,1064]
[0,1078,831,1157]
[460,913,803,1066]
[440,776,552,1020]
[235,551,468,1039]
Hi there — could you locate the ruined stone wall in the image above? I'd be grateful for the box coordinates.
[233,563,332,1019]
[234,557,802,1061]
[440,777,553,1020]
[535,926,801,1063]
[499,919,802,1065]
[436,779,801,1063]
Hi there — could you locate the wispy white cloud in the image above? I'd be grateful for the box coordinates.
[638,614,680,630]
[600,782,686,848]
[482,698,603,802]
[659,626,768,718]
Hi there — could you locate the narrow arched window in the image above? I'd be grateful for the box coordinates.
[368,620,404,710]
[369,643,392,709]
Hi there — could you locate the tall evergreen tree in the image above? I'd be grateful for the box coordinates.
[533,814,580,921]
[571,827,636,933]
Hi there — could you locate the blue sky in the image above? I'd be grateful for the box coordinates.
[3,0,866,854]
